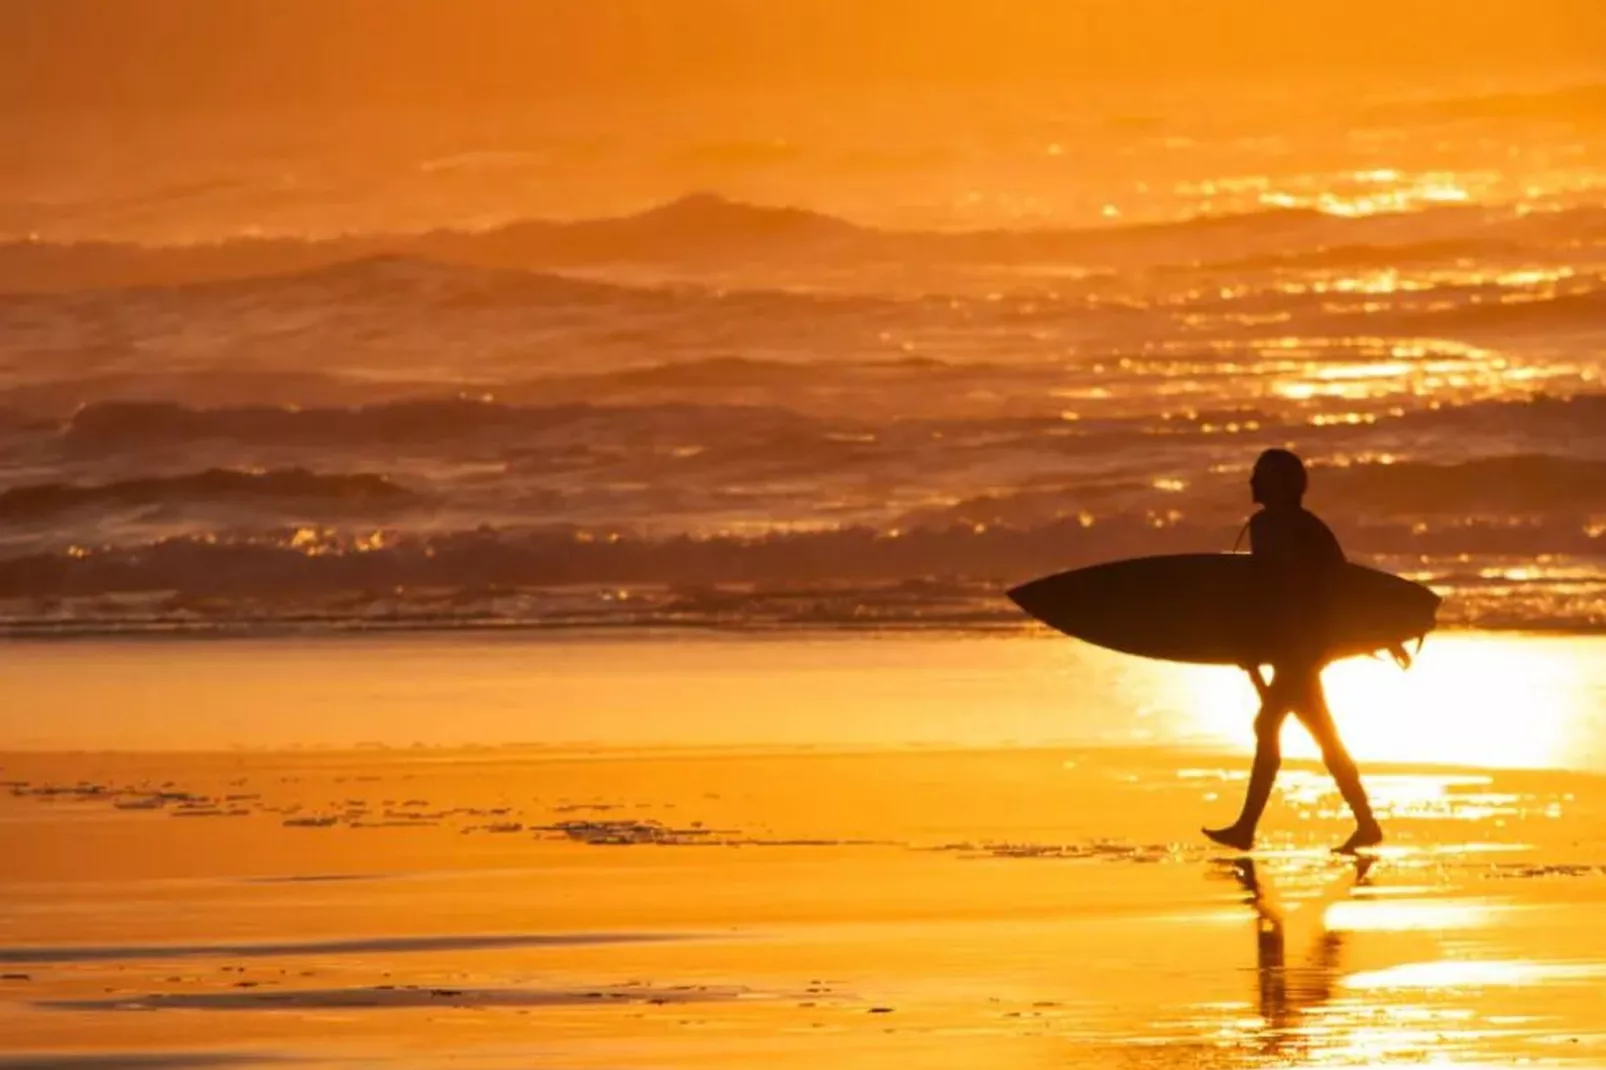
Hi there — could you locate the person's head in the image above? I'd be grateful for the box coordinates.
[1250,448,1307,506]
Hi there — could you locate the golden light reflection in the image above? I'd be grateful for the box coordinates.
[1308,412,1379,427]
[1343,959,1605,991]
[1311,361,1415,381]
[1258,175,1476,217]
[1324,899,1497,934]
[1176,634,1588,769]
[1274,769,1530,825]
[1267,346,1573,404]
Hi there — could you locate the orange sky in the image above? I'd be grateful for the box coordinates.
[7,0,1606,111]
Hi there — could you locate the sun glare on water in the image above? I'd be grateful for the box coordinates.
[1179,634,1594,770]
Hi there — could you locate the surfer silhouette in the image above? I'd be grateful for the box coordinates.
[1204,449,1382,854]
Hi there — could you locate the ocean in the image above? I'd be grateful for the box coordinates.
[3,78,1604,636]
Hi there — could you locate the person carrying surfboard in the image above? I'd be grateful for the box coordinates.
[1203,449,1383,855]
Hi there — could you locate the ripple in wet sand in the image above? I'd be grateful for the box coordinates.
[0,932,685,965]
[41,983,746,1012]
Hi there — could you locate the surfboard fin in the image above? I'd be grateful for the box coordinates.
[1384,637,1424,670]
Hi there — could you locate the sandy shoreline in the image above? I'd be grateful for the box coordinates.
[6,741,1606,1068]
[5,633,1606,1067]
[6,631,1606,763]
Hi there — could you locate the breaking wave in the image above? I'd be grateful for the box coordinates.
[0,517,1600,637]
[0,468,415,523]
[2,506,1603,596]
[5,195,1603,293]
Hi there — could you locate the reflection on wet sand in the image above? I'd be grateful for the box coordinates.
[1230,856,1370,1060]
[1203,852,1606,1068]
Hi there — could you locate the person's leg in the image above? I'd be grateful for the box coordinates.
[1205,690,1290,850]
[1293,676,1382,853]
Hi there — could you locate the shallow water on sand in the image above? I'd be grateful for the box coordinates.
[3,634,1606,1068]
[5,631,1606,769]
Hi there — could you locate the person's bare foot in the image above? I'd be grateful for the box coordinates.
[1334,822,1384,855]
[1202,824,1255,851]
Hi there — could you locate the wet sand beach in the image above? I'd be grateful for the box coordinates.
[4,633,1606,1069]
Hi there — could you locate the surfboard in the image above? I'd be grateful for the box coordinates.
[1007,553,1441,666]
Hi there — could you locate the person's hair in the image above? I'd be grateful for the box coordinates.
[1254,448,1308,500]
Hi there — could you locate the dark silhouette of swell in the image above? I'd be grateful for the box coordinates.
[61,399,815,450]
[4,194,1600,293]
[0,469,413,522]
